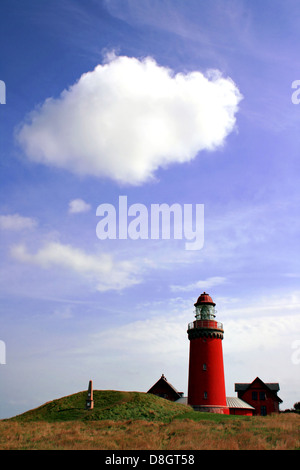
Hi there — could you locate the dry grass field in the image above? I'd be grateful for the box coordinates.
[0,391,299,450]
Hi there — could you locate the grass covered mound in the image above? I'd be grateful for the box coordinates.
[3,391,299,449]
[8,390,193,423]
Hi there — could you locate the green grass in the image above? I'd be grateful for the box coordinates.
[7,390,194,423]
[7,390,251,424]
[174,409,249,423]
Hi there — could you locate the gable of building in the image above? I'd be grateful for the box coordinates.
[235,376,282,403]
[147,374,183,401]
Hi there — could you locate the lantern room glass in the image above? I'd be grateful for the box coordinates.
[195,304,216,320]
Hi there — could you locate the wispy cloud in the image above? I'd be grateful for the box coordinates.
[51,305,73,320]
[170,276,226,292]
[0,214,37,231]
[10,241,141,292]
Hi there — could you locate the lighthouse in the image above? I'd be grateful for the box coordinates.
[187,292,229,414]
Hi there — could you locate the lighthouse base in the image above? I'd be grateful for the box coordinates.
[191,405,230,414]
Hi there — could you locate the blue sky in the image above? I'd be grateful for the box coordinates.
[1,0,300,419]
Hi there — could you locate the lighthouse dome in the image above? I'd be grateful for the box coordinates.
[194,292,216,307]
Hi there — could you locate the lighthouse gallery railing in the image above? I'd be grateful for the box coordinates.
[188,320,223,331]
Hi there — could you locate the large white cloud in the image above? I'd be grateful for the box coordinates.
[17,54,242,185]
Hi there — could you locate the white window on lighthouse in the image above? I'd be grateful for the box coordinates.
[195,304,216,320]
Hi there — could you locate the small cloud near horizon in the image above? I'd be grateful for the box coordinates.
[170,276,227,293]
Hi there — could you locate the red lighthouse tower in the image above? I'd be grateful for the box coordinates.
[187,292,229,414]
